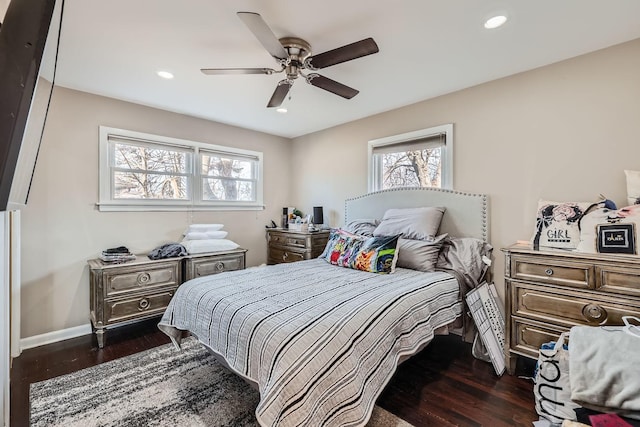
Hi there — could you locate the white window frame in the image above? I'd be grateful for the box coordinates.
[98,126,264,212]
[367,123,453,192]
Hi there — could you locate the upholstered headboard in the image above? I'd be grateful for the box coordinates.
[345,187,489,242]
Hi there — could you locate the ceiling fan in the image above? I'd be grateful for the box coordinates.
[201,12,379,108]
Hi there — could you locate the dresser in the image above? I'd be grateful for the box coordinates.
[503,243,640,375]
[267,228,330,264]
[88,249,247,348]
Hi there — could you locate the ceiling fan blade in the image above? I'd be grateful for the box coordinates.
[237,12,288,60]
[201,67,279,75]
[305,38,379,70]
[267,80,293,108]
[306,74,359,99]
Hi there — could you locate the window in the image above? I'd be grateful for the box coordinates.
[368,124,453,192]
[99,127,263,211]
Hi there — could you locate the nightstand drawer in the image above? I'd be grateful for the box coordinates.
[513,282,640,327]
[104,262,180,297]
[184,253,245,280]
[511,318,566,359]
[596,264,640,298]
[104,290,175,325]
[269,233,307,248]
[511,256,593,289]
[268,247,306,264]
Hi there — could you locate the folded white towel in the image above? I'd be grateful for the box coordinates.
[186,224,224,233]
[184,231,228,240]
[181,239,239,254]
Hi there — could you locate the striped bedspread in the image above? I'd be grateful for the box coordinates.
[159,258,462,427]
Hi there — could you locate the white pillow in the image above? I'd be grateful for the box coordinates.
[181,239,239,254]
[186,223,224,233]
[183,231,228,240]
[625,170,640,206]
[577,204,640,254]
[373,207,445,241]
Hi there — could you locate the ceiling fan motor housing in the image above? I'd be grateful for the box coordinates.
[279,37,311,79]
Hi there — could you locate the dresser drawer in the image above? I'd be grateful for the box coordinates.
[104,290,175,325]
[511,318,566,359]
[269,232,307,249]
[511,256,593,289]
[512,282,640,327]
[596,264,640,298]
[268,247,306,264]
[104,262,180,297]
[184,253,245,280]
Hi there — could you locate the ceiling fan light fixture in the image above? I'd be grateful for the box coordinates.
[484,15,507,29]
[157,70,174,79]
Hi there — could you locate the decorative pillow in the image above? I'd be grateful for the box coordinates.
[396,234,448,272]
[320,229,400,274]
[531,200,593,250]
[625,170,640,206]
[343,219,380,237]
[373,207,445,241]
[577,203,640,254]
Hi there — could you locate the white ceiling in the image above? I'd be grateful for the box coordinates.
[53,0,640,139]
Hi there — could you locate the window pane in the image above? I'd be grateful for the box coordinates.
[202,178,255,202]
[114,172,189,200]
[381,148,442,189]
[201,154,254,179]
[113,142,189,173]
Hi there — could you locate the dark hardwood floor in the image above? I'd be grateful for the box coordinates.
[10,319,537,426]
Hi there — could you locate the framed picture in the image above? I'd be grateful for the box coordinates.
[597,223,636,254]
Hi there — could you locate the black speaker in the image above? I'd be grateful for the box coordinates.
[313,206,324,225]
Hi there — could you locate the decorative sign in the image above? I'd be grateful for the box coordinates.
[597,223,636,254]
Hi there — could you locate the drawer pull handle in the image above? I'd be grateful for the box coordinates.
[138,298,150,311]
[544,268,554,276]
[282,252,289,261]
[582,304,607,323]
[215,262,225,272]
[137,273,151,285]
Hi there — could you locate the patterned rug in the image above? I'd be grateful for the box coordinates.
[30,336,413,427]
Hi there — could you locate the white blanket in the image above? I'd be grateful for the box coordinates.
[159,259,462,427]
[569,325,640,413]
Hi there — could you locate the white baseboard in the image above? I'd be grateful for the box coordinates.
[20,324,92,351]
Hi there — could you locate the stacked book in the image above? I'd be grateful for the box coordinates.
[100,246,136,263]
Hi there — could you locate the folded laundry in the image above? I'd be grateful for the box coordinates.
[570,325,640,415]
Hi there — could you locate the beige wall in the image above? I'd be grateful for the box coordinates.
[290,38,640,302]
[20,87,292,338]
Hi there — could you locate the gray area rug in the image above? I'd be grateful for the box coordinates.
[30,336,413,427]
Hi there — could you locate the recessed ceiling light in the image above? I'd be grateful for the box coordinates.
[276,107,288,114]
[484,15,507,29]
[157,70,174,79]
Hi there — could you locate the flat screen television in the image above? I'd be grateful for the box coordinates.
[0,0,61,211]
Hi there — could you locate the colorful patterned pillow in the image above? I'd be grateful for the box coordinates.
[320,229,400,274]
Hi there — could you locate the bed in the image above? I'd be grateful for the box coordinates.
[159,187,490,427]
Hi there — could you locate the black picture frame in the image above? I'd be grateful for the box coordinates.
[597,223,636,254]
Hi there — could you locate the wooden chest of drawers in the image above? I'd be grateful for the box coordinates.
[88,249,247,348]
[267,228,330,264]
[503,243,640,374]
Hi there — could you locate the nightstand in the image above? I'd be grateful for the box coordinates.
[267,228,330,264]
[88,256,181,349]
[502,243,640,375]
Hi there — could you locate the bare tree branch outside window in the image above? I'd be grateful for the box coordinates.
[381,148,441,189]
